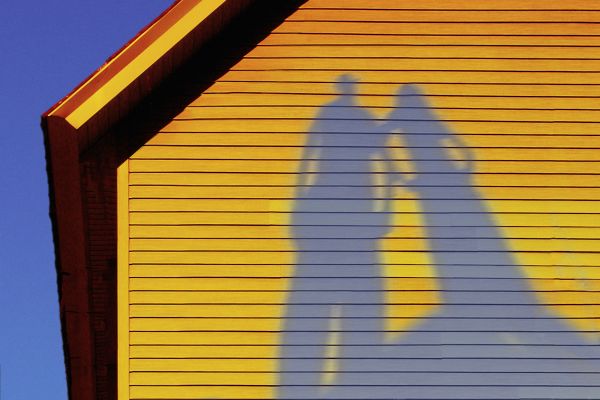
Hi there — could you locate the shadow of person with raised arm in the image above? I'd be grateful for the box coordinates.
[277,74,402,399]
[327,84,600,399]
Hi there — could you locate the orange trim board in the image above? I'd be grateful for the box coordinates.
[44,0,230,129]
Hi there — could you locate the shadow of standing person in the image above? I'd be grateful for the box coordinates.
[330,84,600,399]
[277,74,398,399]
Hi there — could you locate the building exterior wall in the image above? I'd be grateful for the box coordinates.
[118,1,600,398]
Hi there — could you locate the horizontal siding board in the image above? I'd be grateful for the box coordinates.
[173,107,600,121]
[129,343,599,359]
[160,120,600,135]
[171,109,600,123]
[145,133,600,147]
[128,316,600,325]
[300,1,600,11]
[272,21,600,35]
[289,10,600,23]
[207,82,600,92]
[128,388,600,400]
[230,58,600,71]
[128,186,600,200]
[129,160,600,174]
[129,331,596,347]
[129,238,600,251]
[245,45,600,59]
[128,265,600,278]
[127,388,263,400]
[127,277,599,292]
[129,387,266,399]
[127,294,597,306]
[131,147,600,159]
[201,81,600,93]
[194,85,600,99]
[128,199,600,213]
[128,225,600,239]
[128,390,600,400]
[218,69,600,84]
[130,332,277,346]
[127,252,600,265]
[129,304,600,318]
[262,33,600,46]
[128,173,600,186]
[128,372,600,386]
[127,317,600,332]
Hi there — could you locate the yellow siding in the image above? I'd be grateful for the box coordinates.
[118,1,600,398]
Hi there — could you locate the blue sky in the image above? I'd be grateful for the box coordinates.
[0,1,171,398]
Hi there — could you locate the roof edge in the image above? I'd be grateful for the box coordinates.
[44,0,229,130]
[43,115,94,399]
[42,0,183,118]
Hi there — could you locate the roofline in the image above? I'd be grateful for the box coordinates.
[41,1,261,397]
[42,0,182,117]
[44,0,229,130]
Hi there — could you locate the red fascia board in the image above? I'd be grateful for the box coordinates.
[42,115,94,400]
